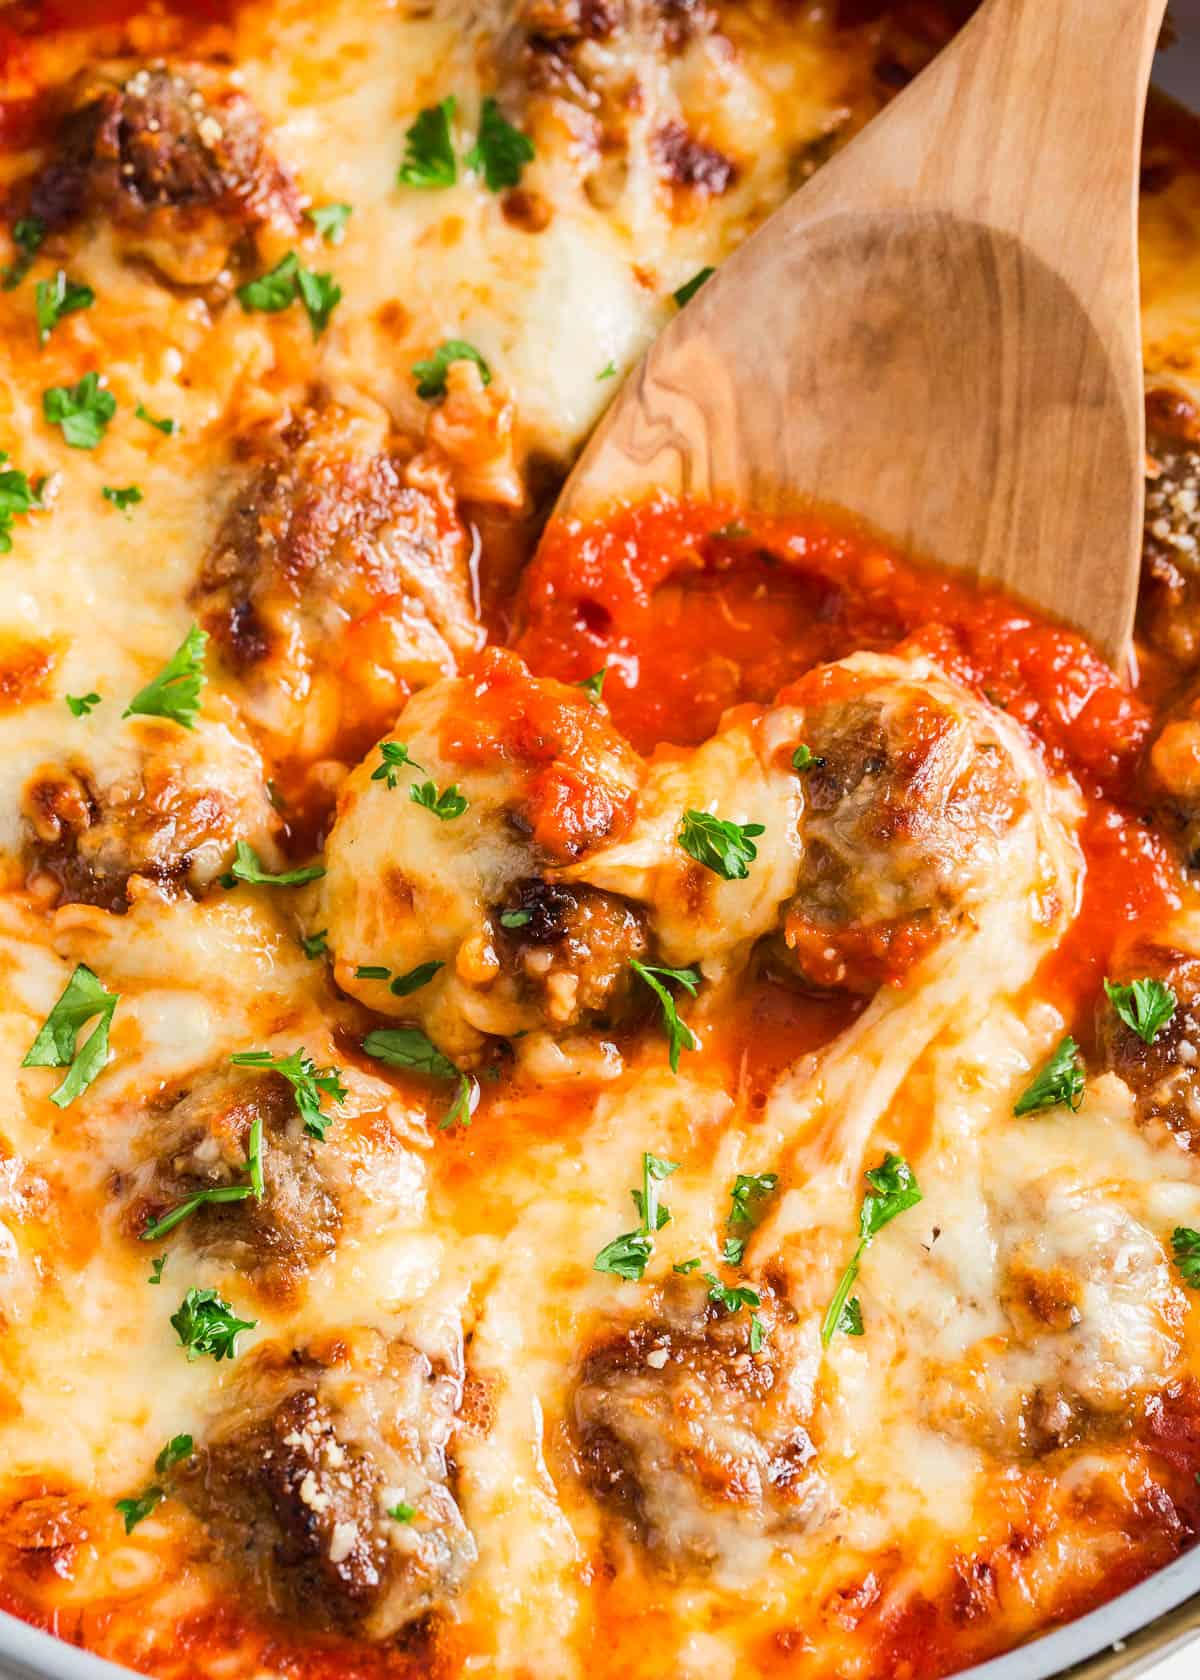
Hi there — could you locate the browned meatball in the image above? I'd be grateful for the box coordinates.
[572,1279,828,1574]
[16,62,297,287]
[192,401,483,765]
[1139,387,1200,672]
[1097,944,1200,1149]
[494,878,650,1032]
[21,718,278,914]
[780,660,1026,991]
[123,1066,340,1301]
[169,1335,475,1638]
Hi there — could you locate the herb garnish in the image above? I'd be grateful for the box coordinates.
[391,961,444,996]
[728,1171,779,1229]
[1173,1227,1200,1288]
[371,740,424,788]
[35,271,94,344]
[363,1027,476,1130]
[594,1152,680,1281]
[135,401,177,436]
[148,1256,166,1284]
[3,217,44,289]
[673,267,714,307]
[499,908,531,929]
[229,1048,347,1141]
[629,959,699,1071]
[141,1182,254,1242]
[102,485,142,512]
[237,252,341,337]
[43,372,115,449]
[678,809,764,880]
[399,97,458,188]
[115,1488,163,1533]
[0,453,42,552]
[1013,1036,1085,1116]
[466,96,534,191]
[22,963,118,1107]
[170,1286,256,1362]
[577,667,607,704]
[410,779,468,820]
[301,929,329,959]
[412,339,491,400]
[306,202,353,243]
[1104,977,1177,1046]
[821,1152,922,1346]
[219,841,325,888]
[792,744,825,771]
[122,623,207,728]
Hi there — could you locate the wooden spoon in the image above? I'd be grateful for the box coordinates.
[556,0,1167,667]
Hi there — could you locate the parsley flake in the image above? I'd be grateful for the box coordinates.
[22,963,118,1107]
[229,1048,347,1141]
[295,265,341,338]
[3,217,44,289]
[1013,1036,1085,1116]
[148,1255,166,1285]
[363,1028,475,1129]
[412,339,491,400]
[356,966,391,980]
[170,1286,256,1362]
[466,96,534,192]
[1104,977,1177,1046]
[238,252,341,337]
[410,779,468,820]
[115,1488,163,1533]
[678,809,764,880]
[388,1501,416,1522]
[673,266,714,307]
[0,453,42,553]
[821,1152,922,1347]
[122,623,207,728]
[597,361,617,381]
[594,1152,679,1281]
[140,1183,254,1242]
[398,97,458,189]
[673,1256,701,1274]
[728,1171,779,1229]
[835,1296,864,1337]
[499,908,532,929]
[156,1434,194,1474]
[135,401,176,436]
[749,1313,767,1352]
[702,1273,761,1314]
[66,691,100,716]
[391,960,444,997]
[35,270,94,344]
[43,372,115,449]
[102,484,142,512]
[219,841,325,889]
[1173,1227,1200,1289]
[629,959,699,1071]
[301,929,329,960]
[577,667,607,704]
[792,744,825,771]
[371,739,424,789]
[306,202,353,243]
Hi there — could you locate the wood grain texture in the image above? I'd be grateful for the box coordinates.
[557,0,1168,666]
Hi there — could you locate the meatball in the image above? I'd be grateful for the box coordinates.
[572,1279,830,1575]
[322,648,646,1062]
[777,653,1028,991]
[21,715,279,913]
[170,1333,475,1638]
[121,1065,341,1301]
[1139,387,1200,671]
[192,401,483,766]
[1098,944,1200,1148]
[16,61,298,287]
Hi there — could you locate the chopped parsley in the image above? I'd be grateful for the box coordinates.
[594,1153,679,1282]
[140,1183,254,1242]
[229,1048,347,1141]
[363,1027,475,1130]
[597,361,617,381]
[0,453,42,553]
[2,217,44,289]
[678,809,764,881]
[356,965,390,980]
[834,1297,863,1337]
[412,339,491,400]
[135,401,177,436]
[122,623,207,729]
[170,1286,256,1362]
[1173,1227,1200,1289]
[398,96,457,189]
[721,1235,745,1265]
[43,372,115,449]
[35,270,93,344]
[410,779,468,821]
[22,963,118,1108]
[673,1256,701,1274]
[577,667,607,704]
[301,928,329,960]
[306,202,353,243]
[791,744,825,772]
[499,908,531,929]
[115,1488,163,1533]
[388,1501,416,1523]
[466,96,534,192]
[1104,976,1177,1045]
[237,252,341,337]
[1013,1036,1085,1116]
[148,1255,166,1285]
[673,266,714,307]
[821,1152,922,1347]
[749,1313,767,1352]
[728,1171,778,1229]
[371,739,425,788]
[629,958,699,1071]
[102,484,142,512]
[703,1273,760,1315]
[219,841,325,888]
[391,961,444,997]
[156,1434,193,1474]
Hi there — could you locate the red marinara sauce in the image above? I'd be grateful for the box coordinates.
[515,496,1184,1031]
